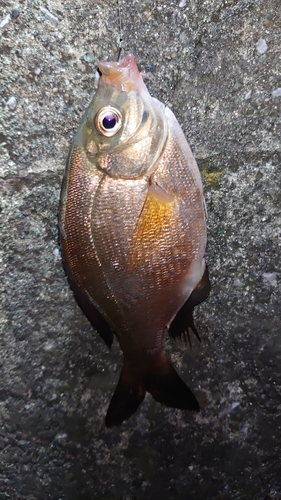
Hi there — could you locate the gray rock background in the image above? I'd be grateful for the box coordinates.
[0,0,280,499]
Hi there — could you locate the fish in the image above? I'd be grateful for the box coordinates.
[59,53,211,427]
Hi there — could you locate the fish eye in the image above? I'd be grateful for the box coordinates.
[95,106,122,137]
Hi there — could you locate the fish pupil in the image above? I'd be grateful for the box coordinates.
[102,115,116,129]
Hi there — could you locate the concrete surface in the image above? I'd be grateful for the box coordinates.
[0,0,280,499]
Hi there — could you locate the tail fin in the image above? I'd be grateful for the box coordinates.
[105,353,199,427]
[105,366,146,427]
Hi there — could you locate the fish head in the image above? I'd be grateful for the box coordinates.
[75,54,168,179]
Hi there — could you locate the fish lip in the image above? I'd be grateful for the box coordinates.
[98,53,136,73]
[98,53,147,93]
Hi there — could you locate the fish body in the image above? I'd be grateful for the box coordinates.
[59,54,210,426]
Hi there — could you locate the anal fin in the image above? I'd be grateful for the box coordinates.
[169,265,211,346]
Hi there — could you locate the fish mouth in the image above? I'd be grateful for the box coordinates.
[98,53,148,93]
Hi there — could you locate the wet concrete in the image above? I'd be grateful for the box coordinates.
[0,0,280,498]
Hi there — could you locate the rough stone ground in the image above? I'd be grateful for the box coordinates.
[0,0,280,499]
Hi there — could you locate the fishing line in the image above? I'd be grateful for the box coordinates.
[116,0,123,61]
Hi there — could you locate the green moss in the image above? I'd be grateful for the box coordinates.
[59,381,70,393]
[197,159,225,190]
[201,168,224,190]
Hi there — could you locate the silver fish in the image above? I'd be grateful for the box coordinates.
[59,54,210,427]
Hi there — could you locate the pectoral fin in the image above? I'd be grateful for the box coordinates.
[127,183,175,269]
